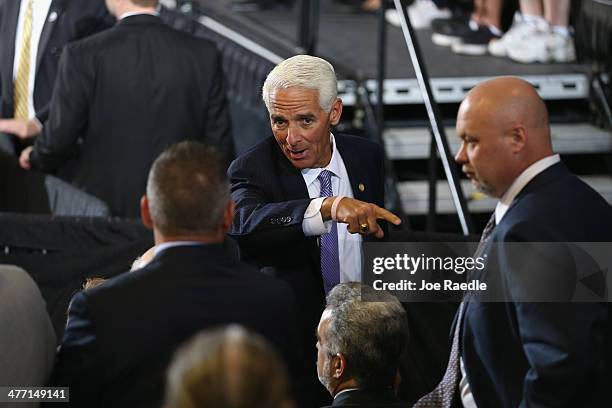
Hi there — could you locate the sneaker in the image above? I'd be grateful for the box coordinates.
[488,14,540,57]
[507,30,576,63]
[432,18,474,47]
[386,0,451,29]
[451,25,501,56]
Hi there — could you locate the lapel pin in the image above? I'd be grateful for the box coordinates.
[358,183,365,192]
[48,11,58,23]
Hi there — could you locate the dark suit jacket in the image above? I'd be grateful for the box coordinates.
[322,389,406,407]
[0,0,111,124]
[461,162,612,407]
[229,133,385,320]
[30,14,234,217]
[228,133,386,406]
[47,243,298,408]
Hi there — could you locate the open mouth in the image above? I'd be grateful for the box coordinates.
[288,148,307,160]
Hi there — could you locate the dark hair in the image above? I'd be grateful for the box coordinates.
[146,141,230,236]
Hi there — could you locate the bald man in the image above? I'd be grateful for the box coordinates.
[419,77,612,407]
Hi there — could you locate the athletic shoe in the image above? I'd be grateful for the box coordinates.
[386,0,451,29]
[432,18,474,47]
[507,30,576,63]
[451,25,501,55]
[488,13,540,57]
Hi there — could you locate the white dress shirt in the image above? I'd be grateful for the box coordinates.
[459,154,561,408]
[12,0,53,119]
[301,133,362,283]
[118,10,160,20]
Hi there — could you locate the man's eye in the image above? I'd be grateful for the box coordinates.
[302,118,313,125]
[273,120,286,126]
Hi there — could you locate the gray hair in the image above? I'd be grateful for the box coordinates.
[146,141,230,236]
[262,55,338,113]
[165,325,292,408]
[324,283,409,389]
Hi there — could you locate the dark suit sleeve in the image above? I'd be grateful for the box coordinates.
[202,49,234,168]
[500,223,607,407]
[47,291,102,407]
[228,155,312,251]
[30,46,90,171]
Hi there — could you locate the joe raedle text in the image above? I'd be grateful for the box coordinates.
[372,279,487,292]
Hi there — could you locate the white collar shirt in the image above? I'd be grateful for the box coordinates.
[301,133,362,283]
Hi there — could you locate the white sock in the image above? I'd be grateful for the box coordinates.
[552,25,571,38]
[487,24,503,36]
[522,14,547,30]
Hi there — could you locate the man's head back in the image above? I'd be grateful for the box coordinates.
[317,283,409,396]
[262,55,343,170]
[165,325,295,408]
[454,76,554,198]
[141,141,232,243]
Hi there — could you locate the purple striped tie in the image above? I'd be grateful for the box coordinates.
[318,170,340,294]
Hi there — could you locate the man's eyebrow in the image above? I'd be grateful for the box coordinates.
[270,114,286,120]
[295,113,316,119]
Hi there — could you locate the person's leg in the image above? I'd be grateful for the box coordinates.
[472,0,485,23]
[520,0,543,17]
[480,0,503,31]
[544,0,570,28]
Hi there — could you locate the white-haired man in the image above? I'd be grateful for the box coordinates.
[228,54,401,405]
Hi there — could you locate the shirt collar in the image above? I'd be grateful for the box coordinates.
[118,10,159,20]
[495,154,560,223]
[301,133,342,186]
[153,241,208,257]
[333,388,360,399]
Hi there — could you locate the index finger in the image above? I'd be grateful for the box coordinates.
[374,207,402,225]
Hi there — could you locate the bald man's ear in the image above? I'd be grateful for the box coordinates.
[333,353,348,379]
[140,196,154,230]
[509,125,527,153]
[329,98,343,127]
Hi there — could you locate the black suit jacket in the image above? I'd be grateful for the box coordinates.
[229,133,385,406]
[229,133,385,319]
[461,162,612,407]
[0,0,111,123]
[47,243,299,408]
[322,389,405,407]
[30,14,234,217]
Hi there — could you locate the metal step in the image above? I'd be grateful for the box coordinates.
[399,175,612,215]
[338,74,588,106]
[384,123,612,160]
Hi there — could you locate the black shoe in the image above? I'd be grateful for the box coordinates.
[431,13,468,33]
[431,18,473,47]
[451,25,501,56]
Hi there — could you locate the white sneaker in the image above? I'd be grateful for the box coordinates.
[488,14,539,57]
[507,30,576,63]
[386,0,451,29]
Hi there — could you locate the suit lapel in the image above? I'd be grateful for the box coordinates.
[36,0,65,74]
[1,0,21,109]
[335,134,371,202]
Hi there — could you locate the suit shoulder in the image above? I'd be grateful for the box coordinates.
[229,136,277,174]
[336,133,384,156]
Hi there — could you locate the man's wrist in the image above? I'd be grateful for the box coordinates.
[320,196,334,221]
